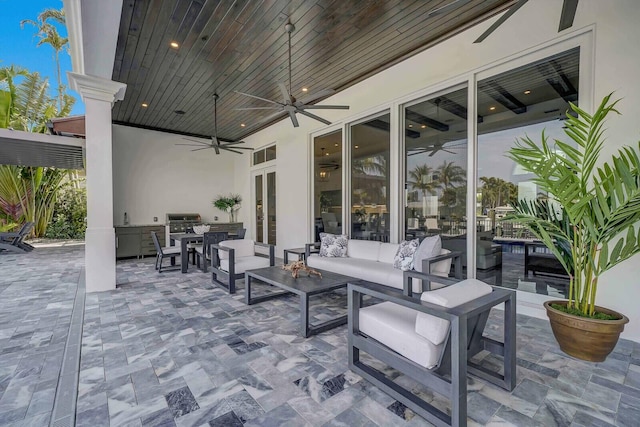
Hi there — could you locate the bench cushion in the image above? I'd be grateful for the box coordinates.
[359,301,442,369]
[378,242,400,264]
[413,235,442,273]
[220,255,270,274]
[415,279,493,345]
[347,239,380,261]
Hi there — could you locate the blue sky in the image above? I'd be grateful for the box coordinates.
[0,0,84,116]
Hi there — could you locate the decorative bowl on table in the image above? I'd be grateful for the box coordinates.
[192,225,210,235]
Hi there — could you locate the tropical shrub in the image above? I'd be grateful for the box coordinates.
[44,184,86,239]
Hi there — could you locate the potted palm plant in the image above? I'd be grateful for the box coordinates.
[213,194,242,223]
[505,94,640,362]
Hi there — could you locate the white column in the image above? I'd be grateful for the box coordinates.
[68,73,126,292]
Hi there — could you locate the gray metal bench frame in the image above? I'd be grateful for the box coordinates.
[210,242,275,294]
[0,222,34,253]
[348,278,516,427]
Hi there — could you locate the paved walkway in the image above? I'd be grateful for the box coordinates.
[1,245,640,426]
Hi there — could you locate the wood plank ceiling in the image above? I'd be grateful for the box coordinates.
[112,0,512,141]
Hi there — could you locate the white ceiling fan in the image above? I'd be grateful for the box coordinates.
[176,93,253,155]
[235,22,349,128]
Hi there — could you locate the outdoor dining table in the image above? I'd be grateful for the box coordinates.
[169,232,238,273]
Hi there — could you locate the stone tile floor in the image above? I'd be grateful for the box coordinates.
[1,245,640,426]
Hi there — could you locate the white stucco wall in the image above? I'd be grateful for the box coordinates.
[230,0,640,340]
[112,125,236,225]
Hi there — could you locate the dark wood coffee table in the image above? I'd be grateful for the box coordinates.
[245,266,358,337]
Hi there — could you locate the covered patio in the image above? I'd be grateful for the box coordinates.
[2,0,640,426]
[1,244,639,426]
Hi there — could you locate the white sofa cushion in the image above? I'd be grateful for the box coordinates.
[347,239,380,261]
[378,242,400,264]
[415,278,493,345]
[218,240,255,259]
[220,255,270,274]
[393,239,419,271]
[413,235,442,273]
[359,301,442,369]
[319,233,348,257]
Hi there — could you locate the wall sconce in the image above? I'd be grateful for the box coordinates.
[319,170,330,181]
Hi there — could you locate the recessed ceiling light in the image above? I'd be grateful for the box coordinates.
[325,152,329,156]
[408,124,413,128]
[302,87,308,92]
[170,41,179,48]
[421,125,426,129]
[141,103,148,108]
[354,145,359,149]
[524,90,531,95]
[240,123,246,127]
[334,143,339,147]
[174,110,185,115]
[489,106,496,111]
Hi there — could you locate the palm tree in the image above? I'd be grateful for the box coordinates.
[0,66,28,128]
[408,164,436,215]
[436,160,466,191]
[21,8,68,113]
[479,177,517,210]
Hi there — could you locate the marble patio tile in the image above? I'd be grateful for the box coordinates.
[322,408,377,427]
[511,378,550,406]
[590,374,640,399]
[75,403,110,427]
[0,406,28,425]
[288,395,335,426]
[495,406,545,427]
[257,382,304,413]
[165,386,200,418]
[243,403,309,427]
[196,379,244,408]
[19,411,51,427]
[480,382,539,418]
[108,392,168,426]
[225,389,264,423]
[24,386,55,417]
[571,410,615,427]
[354,396,406,427]
[624,366,640,389]
[616,394,640,427]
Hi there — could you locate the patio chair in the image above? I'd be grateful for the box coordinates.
[194,231,228,272]
[348,277,516,427]
[0,222,35,253]
[210,239,275,293]
[150,231,181,272]
[235,228,246,239]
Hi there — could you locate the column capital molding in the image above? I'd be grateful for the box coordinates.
[68,72,127,105]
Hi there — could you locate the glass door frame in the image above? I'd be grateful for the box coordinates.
[251,165,277,246]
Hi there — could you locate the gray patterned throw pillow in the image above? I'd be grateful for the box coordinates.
[393,239,420,271]
[319,233,348,257]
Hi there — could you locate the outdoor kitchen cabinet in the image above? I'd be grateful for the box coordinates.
[115,225,165,259]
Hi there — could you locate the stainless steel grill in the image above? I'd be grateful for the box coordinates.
[166,213,202,233]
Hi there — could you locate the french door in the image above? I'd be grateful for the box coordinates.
[252,167,276,245]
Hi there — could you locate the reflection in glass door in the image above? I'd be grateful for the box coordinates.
[267,171,276,245]
[255,174,264,243]
[253,168,276,245]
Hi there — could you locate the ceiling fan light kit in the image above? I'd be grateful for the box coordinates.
[235,22,349,128]
[176,93,254,155]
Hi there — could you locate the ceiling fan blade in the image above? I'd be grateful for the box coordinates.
[558,0,578,31]
[278,83,291,104]
[182,138,211,145]
[299,104,349,110]
[235,90,283,106]
[191,147,213,152]
[222,146,253,150]
[288,111,299,127]
[176,144,212,148]
[221,140,246,145]
[234,107,282,110]
[220,147,243,155]
[427,0,471,17]
[474,0,528,43]
[443,149,456,154]
[299,88,335,104]
[298,110,332,126]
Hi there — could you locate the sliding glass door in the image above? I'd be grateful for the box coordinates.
[403,87,468,274]
[313,130,343,241]
[350,113,390,241]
